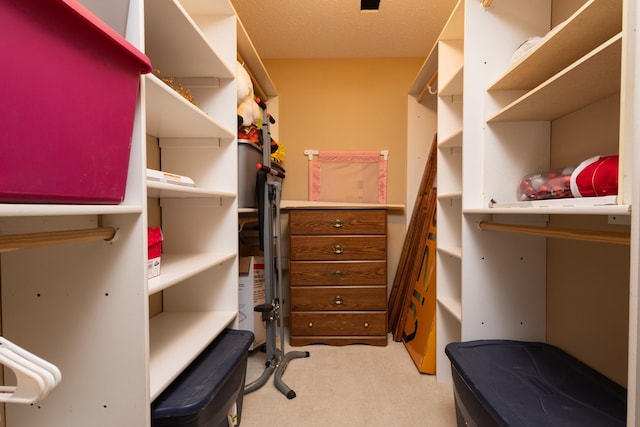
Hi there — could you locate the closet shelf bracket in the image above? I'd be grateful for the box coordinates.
[417,70,438,102]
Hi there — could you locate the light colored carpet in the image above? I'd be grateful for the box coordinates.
[240,332,457,427]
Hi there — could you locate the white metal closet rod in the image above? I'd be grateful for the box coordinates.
[478,221,630,246]
[0,227,117,253]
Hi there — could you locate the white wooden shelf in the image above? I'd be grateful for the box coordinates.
[149,310,236,400]
[144,0,234,78]
[438,124,463,147]
[437,297,462,322]
[148,252,236,295]
[438,192,462,201]
[437,245,462,259]
[409,47,437,96]
[465,195,629,215]
[147,180,235,199]
[488,34,621,122]
[488,0,622,91]
[145,74,234,139]
[178,0,235,14]
[0,204,142,217]
[440,0,463,41]
[236,14,277,98]
[438,40,463,97]
[438,129,462,149]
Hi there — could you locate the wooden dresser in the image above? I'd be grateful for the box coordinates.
[288,208,388,346]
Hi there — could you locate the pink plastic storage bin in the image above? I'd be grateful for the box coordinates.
[0,0,152,204]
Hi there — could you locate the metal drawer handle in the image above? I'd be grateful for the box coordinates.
[332,245,344,254]
[332,270,345,277]
[331,219,345,228]
[333,295,344,305]
[363,322,369,328]
[308,322,313,328]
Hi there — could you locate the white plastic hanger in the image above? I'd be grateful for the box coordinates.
[0,338,61,385]
[0,348,48,404]
[0,338,61,404]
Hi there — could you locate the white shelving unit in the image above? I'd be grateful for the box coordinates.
[435,1,464,382]
[1,1,151,424]
[0,0,276,424]
[410,0,640,423]
[143,0,238,403]
[408,0,465,380]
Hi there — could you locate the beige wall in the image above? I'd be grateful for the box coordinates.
[263,57,423,204]
[547,94,630,385]
[263,57,424,293]
[544,0,631,386]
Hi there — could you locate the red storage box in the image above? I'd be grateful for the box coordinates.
[0,0,152,204]
[148,227,163,279]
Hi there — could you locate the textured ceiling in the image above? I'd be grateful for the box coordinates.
[231,0,458,59]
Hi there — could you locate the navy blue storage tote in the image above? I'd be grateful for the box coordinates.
[152,329,254,427]
[445,340,627,427]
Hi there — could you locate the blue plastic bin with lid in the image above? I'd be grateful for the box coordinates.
[445,340,627,427]
[151,329,254,427]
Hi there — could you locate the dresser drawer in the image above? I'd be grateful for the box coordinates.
[290,312,387,336]
[289,236,386,261]
[289,209,386,235]
[290,286,387,311]
[289,261,386,286]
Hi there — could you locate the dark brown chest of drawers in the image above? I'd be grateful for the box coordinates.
[288,209,388,346]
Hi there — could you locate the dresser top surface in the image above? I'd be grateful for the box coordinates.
[281,199,404,210]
